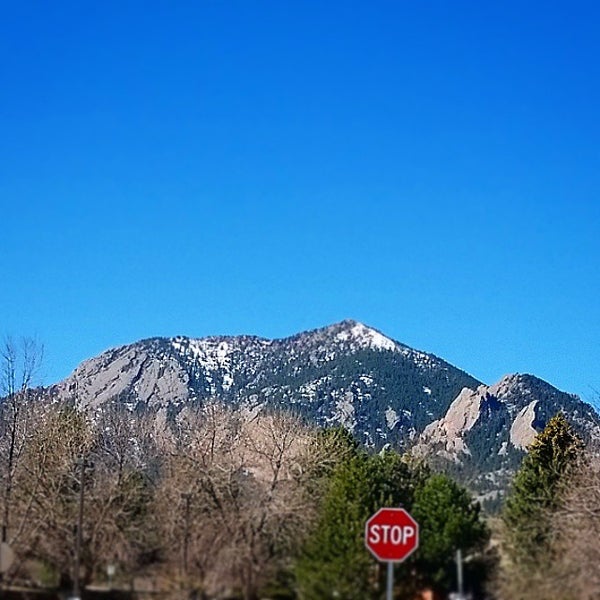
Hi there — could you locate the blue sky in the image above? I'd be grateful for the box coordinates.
[1,1,598,404]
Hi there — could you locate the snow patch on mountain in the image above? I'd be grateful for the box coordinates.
[335,322,397,351]
[386,407,400,430]
[171,337,233,372]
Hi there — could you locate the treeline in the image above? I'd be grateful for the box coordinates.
[1,395,491,598]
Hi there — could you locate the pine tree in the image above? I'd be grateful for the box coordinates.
[502,413,584,569]
[294,450,421,599]
[411,474,490,594]
[294,449,492,599]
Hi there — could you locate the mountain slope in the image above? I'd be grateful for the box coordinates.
[51,320,600,503]
[54,320,480,449]
[413,373,600,507]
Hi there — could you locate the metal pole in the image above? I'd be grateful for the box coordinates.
[73,456,85,600]
[0,526,5,587]
[386,561,393,600]
[182,493,191,578]
[457,549,464,596]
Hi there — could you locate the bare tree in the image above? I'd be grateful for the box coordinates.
[151,404,321,600]
[0,336,43,545]
[9,400,160,589]
[86,402,161,577]
[11,405,93,586]
[496,450,600,600]
[151,402,246,595]
[546,454,600,600]
[3,391,351,596]
[228,412,315,599]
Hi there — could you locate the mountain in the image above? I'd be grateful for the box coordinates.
[53,320,479,446]
[51,320,600,505]
[412,373,599,508]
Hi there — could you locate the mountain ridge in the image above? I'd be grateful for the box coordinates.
[49,320,599,505]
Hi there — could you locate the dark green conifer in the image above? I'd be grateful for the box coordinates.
[411,473,490,594]
[502,413,584,568]
[294,450,420,599]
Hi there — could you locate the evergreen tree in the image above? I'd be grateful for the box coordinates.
[502,413,584,569]
[294,450,422,599]
[294,449,492,599]
[411,474,491,594]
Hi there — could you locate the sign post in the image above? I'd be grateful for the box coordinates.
[365,508,419,600]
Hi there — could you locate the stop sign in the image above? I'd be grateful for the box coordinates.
[365,507,419,562]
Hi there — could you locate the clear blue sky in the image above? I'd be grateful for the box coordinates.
[1,1,598,404]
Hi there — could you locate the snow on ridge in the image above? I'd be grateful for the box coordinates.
[171,337,232,367]
[336,322,397,351]
[171,337,235,390]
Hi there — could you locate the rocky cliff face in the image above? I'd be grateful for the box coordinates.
[413,386,489,459]
[51,320,600,506]
[413,373,600,506]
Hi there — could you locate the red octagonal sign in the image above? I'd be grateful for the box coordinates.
[365,507,419,563]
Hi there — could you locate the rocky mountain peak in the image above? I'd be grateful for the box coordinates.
[414,372,593,459]
[490,373,536,396]
[328,320,398,351]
